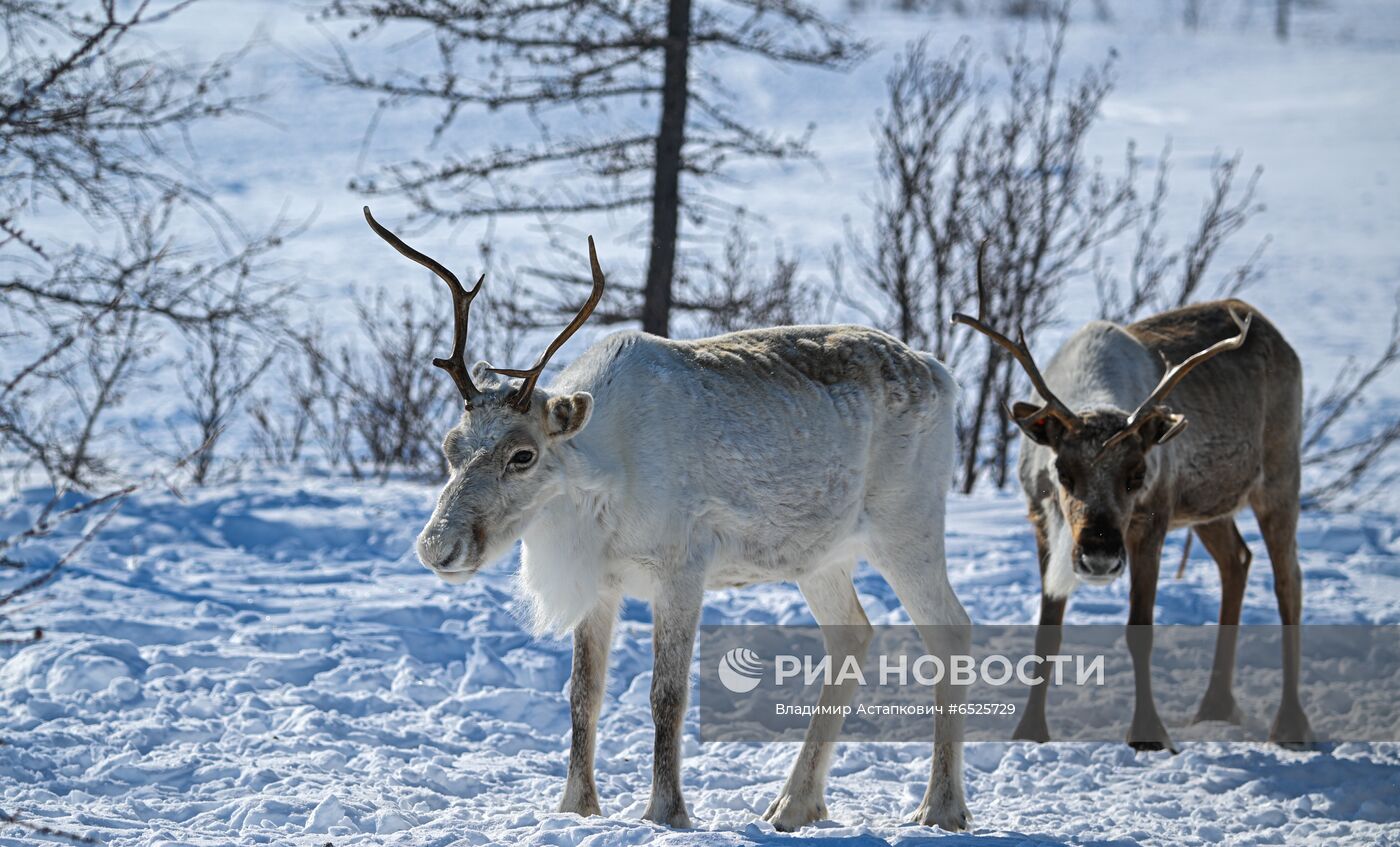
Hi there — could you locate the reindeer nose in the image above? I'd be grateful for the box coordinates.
[1075,525,1125,582]
[432,541,463,571]
[1076,552,1125,579]
[416,533,463,571]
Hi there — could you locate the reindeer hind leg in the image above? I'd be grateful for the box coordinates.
[1250,462,1314,747]
[762,565,872,832]
[1191,517,1251,725]
[866,522,971,832]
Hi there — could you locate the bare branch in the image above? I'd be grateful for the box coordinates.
[0,493,125,606]
[0,809,95,844]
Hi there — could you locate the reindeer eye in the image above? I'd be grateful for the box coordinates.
[509,449,536,468]
[1126,466,1146,492]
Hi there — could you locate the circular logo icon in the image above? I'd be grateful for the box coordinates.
[717,647,764,693]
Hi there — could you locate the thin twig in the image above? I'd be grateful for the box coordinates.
[0,497,125,608]
[0,808,97,843]
[0,483,138,562]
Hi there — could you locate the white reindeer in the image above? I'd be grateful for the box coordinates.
[364,207,972,831]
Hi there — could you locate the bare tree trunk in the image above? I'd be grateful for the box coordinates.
[896,255,916,343]
[1276,0,1290,41]
[960,351,998,493]
[992,356,1016,487]
[642,0,693,338]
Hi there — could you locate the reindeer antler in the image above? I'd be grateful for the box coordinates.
[364,206,485,406]
[1101,308,1252,451]
[951,242,1081,432]
[488,236,606,412]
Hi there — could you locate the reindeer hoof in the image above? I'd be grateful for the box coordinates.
[1011,715,1051,743]
[1128,739,1179,754]
[1270,705,1315,749]
[642,795,692,829]
[557,793,601,817]
[1127,717,1177,754]
[762,792,827,831]
[911,791,970,832]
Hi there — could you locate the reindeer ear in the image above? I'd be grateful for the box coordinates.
[545,392,593,440]
[1010,401,1066,448]
[1140,410,1188,448]
[471,360,495,384]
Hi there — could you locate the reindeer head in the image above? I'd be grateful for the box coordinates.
[363,207,604,583]
[953,245,1250,587]
[1010,404,1180,583]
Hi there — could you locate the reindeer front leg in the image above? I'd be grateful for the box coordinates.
[1015,513,1066,743]
[1126,520,1175,752]
[642,575,703,828]
[1015,591,1067,742]
[559,595,619,816]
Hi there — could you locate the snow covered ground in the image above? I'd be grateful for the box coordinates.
[5,0,1400,844]
[3,476,1399,846]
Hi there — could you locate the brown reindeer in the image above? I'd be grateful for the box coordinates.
[955,270,1312,751]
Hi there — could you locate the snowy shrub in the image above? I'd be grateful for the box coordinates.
[846,9,1287,493]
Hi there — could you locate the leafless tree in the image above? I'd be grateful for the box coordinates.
[277,324,362,477]
[1301,297,1400,507]
[970,15,1142,490]
[345,288,457,479]
[687,217,823,336]
[173,317,278,485]
[312,0,868,337]
[854,10,1136,492]
[1,488,129,605]
[845,38,981,363]
[0,808,97,843]
[1,0,290,492]
[281,283,523,481]
[1094,144,1266,324]
[248,227,533,478]
[0,19,288,817]
[248,358,315,468]
[854,0,1114,21]
[851,8,1294,493]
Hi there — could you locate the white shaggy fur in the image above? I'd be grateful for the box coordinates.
[1040,500,1077,600]
[413,325,972,833]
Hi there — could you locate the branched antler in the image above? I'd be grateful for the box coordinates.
[363,206,484,405]
[488,237,606,412]
[951,242,1080,432]
[1102,309,1252,451]
[364,210,605,414]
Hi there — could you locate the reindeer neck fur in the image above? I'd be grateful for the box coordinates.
[513,356,617,636]
[513,333,676,634]
[515,451,611,636]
